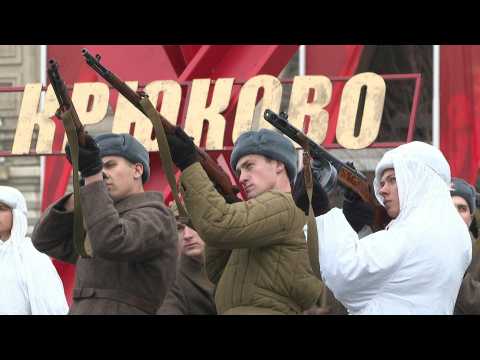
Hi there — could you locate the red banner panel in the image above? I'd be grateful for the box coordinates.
[440,45,480,185]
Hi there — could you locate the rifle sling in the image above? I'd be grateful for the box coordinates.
[303,152,332,307]
[137,98,189,220]
[302,151,322,280]
[59,109,91,258]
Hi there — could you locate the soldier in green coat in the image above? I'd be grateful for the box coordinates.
[166,128,326,314]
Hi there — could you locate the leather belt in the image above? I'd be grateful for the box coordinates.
[73,287,158,314]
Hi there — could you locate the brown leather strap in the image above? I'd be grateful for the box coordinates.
[303,150,322,280]
[58,108,91,258]
[73,287,158,314]
[138,97,189,220]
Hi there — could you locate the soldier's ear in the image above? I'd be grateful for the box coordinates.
[275,161,285,175]
[133,163,144,180]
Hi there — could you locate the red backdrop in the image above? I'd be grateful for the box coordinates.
[440,45,480,185]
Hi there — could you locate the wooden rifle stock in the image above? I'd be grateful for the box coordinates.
[81,48,240,203]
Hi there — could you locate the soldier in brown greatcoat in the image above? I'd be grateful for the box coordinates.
[32,133,178,314]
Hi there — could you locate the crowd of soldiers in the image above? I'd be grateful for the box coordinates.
[0,125,478,315]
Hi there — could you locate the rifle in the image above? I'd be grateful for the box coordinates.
[47,59,90,257]
[81,48,240,204]
[263,109,390,231]
[47,59,86,146]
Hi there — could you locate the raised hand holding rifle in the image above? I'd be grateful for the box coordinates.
[342,162,375,233]
[81,49,240,218]
[263,109,390,231]
[47,59,99,258]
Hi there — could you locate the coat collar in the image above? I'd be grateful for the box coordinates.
[180,253,204,271]
[180,254,213,289]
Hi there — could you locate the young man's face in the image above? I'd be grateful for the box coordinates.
[181,225,205,258]
[452,196,473,227]
[379,168,400,219]
[236,154,282,199]
[0,202,13,241]
[102,156,143,201]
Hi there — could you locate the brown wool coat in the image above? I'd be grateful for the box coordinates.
[31,181,178,315]
[157,254,216,315]
[454,237,480,314]
[180,163,325,315]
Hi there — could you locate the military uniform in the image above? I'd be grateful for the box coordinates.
[180,163,324,315]
[32,181,178,315]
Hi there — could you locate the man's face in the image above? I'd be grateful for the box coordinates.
[236,154,281,199]
[181,225,205,258]
[379,168,400,219]
[452,196,473,227]
[102,156,143,201]
[0,202,13,241]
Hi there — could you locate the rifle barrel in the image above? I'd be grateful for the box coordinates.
[82,48,148,116]
[47,58,86,145]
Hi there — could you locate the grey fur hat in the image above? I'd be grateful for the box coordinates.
[94,133,150,183]
[450,177,476,214]
[230,128,297,182]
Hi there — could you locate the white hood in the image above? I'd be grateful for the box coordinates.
[0,186,68,315]
[310,142,472,314]
[373,141,452,228]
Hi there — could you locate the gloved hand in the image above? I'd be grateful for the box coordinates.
[292,168,330,217]
[165,129,198,170]
[342,162,374,232]
[65,134,103,178]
